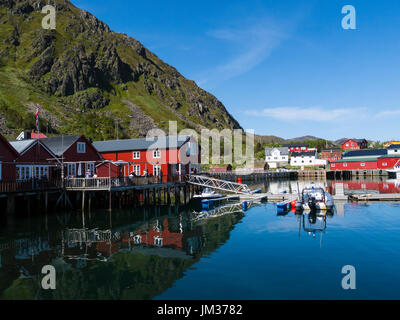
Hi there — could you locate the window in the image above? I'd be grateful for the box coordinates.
[134,165,140,176]
[382,162,387,166]
[331,164,336,167]
[361,163,366,167]
[154,236,163,247]
[16,166,32,180]
[153,164,161,176]
[133,151,140,159]
[134,235,142,244]
[67,163,76,177]
[86,162,95,176]
[153,150,161,158]
[0,162,2,181]
[77,142,86,153]
[343,163,348,167]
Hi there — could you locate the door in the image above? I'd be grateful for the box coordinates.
[153,165,161,176]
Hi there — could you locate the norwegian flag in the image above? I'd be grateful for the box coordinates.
[35,104,40,133]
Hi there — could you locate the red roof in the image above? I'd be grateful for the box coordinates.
[31,131,47,139]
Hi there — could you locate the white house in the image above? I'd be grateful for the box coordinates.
[265,147,289,169]
[290,150,327,167]
[387,145,400,156]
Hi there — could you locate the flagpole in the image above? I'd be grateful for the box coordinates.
[36,104,40,164]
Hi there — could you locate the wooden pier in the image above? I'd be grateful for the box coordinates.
[349,193,400,201]
[0,175,199,216]
[205,170,297,182]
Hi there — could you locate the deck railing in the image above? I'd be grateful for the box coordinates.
[0,178,61,194]
[63,175,186,190]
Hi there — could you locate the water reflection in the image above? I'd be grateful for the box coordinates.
[0,204,244,300]
[258,178,400,196]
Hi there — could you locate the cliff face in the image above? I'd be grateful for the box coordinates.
[0,0,242,140]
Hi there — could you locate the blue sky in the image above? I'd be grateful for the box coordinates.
[72,0,400,141]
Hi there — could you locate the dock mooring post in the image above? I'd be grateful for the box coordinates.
[82,191,85,213]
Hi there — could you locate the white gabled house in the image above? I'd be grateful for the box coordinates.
[290,150,327,167]
[265,147,289,169]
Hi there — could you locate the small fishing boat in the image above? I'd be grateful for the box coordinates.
[387,165,400,179]
[193,188,223,200]
[295,187,334,212]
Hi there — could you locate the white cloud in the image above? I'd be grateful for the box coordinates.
[376,110,400,118]
[246,106,366,122]
[197,19,292,87]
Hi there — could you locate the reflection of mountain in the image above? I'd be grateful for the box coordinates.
[0,207,244,300]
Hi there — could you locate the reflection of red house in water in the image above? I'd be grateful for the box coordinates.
[331,180,400,194]
[122,218,183,250]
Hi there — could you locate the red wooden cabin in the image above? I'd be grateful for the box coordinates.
[0,133,19,181]
[339,139,368,151]
[93,135,201,178]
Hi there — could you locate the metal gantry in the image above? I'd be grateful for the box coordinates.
[188,175,252,194]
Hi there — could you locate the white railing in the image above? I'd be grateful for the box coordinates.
[188,175,251,194]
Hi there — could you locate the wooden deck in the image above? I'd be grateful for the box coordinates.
[0,179,60,196]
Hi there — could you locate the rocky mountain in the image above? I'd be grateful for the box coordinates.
[285,135,325,142]
[0,0,241,140]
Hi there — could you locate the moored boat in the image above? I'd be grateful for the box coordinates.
[295,187,334,212]
[193,188,223,200]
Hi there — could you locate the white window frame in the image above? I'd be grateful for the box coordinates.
[153,164,161,176]
[153,150,161,159]
[134,235,142,244]
[343,163,348,167]
[77,142,86,154]
[133,151,140,159]
[134,165,140,176]
[360,163,366,167]
[154,236,163,247]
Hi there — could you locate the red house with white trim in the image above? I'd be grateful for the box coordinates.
[39,135,103,177]
[283,143,309,152]
[378,156,400,170]
[338,139,368,151]
[10,139,59,181]
[93,135,201,177]
[0,133,19,181]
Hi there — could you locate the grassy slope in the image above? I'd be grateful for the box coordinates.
[0,1,241,141]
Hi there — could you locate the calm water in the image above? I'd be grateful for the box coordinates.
[1,181,400,300]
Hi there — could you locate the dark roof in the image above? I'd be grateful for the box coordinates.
[379,155,400,159]
[93,135,191,153]
[40,135,82,156]
[337,138,367,145]
[283,143,309,148]
[322,148,341,152]
[343,149,387,158]
[9,139,36,153]
[333,157,379,163]
[387,145,400,150]
[291,151,316,157]
[265,147,289,156]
